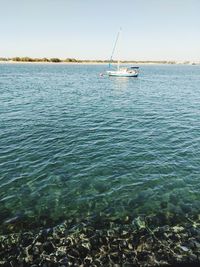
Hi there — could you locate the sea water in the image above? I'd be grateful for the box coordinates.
[0,63,200,233]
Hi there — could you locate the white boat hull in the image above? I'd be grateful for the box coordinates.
[107,70,138,77]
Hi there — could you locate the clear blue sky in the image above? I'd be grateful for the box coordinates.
[1,0,200,61]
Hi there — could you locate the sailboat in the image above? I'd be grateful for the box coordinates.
[106,29,139,77]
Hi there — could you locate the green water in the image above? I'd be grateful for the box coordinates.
[0,63,200,233]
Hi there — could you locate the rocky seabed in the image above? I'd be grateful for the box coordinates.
[0,214,200,267]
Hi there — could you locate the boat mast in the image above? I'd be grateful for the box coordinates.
[117,28,122,71]
[109,28,121,69]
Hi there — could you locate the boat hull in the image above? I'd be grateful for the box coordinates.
[107,70,138,77]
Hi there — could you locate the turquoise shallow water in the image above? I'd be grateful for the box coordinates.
[0,63,200,233]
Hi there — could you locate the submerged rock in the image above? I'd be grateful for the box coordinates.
[132,216,146,230]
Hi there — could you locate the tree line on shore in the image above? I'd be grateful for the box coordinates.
[0,57,178,64]
[0,57,78,63]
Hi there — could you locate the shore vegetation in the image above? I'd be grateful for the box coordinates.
[0,57,199,65]
[0,57,180,64]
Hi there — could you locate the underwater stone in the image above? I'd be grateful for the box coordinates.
[172,226,184,233]
[180,245,189,252]
[132,216,146,230]
[191,241,200,249]
[42,241,55,254]
[188,253,198,262]
[21,235,33,247]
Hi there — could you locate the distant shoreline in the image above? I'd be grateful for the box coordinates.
[0,61,160,65]
[0,57,199,65]
[0,61,199,65]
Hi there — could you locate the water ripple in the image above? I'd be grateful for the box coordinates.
[1,63,200,232]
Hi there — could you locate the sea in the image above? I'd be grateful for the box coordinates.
[0,63,200,234]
